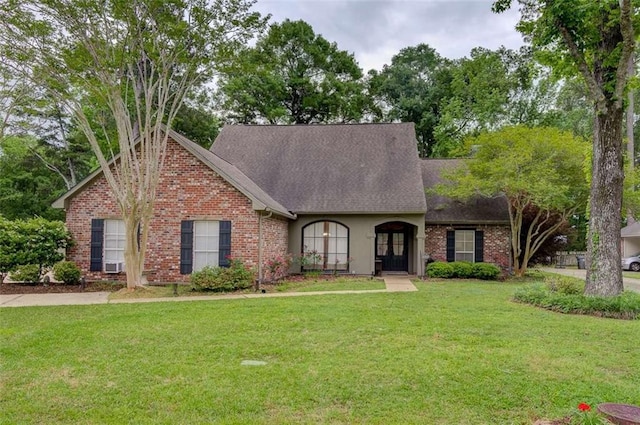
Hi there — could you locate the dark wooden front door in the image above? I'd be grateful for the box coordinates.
[376,223,409,272]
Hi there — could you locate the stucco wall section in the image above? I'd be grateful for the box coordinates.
[65,138,283,283]
[289,214,426,275]
[425,224,511,269]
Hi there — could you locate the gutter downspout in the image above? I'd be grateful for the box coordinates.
[257,209,273,290]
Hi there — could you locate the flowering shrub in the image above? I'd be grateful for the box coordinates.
[264,254,293,282]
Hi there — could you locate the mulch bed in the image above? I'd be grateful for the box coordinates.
[0,281,125,294]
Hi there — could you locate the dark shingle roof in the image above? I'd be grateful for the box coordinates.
[211,124,427,214]
[422,159,510,224]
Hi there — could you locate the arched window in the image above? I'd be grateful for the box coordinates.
[302,221,349,271]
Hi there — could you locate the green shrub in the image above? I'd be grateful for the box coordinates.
[53,261,81,284]
[513,285,640,320]
[544,275,584,295]
[190,259,255,292]
[451,261,474,278]
[225,259,254,290]
[471,263,501,280]
[11,264,41,283]
[426,262,500,280]
[426,262,454,278]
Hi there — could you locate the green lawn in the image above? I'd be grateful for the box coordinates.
[623,271,640,280]
[275,277,386,292]
[108,277,385,300]
[1,281,638,424]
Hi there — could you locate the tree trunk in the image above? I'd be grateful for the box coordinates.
[585,106,625,296]
[123,216,144,290]
[626,56,635,224]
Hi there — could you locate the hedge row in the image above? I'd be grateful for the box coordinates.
[426,261,501,280]
[513,274,640,320]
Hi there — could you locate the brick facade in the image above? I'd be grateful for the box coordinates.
[65,138,289,283]
[425,224,511,269]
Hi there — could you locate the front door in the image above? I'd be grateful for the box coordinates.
[376,223,409,272]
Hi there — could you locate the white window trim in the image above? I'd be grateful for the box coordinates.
[455,230,475,262]
[104,219,125,271]
[193,220,220,271]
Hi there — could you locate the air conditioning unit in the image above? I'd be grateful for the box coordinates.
[105,262,124,273]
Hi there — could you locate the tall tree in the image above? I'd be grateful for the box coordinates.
[493,0,636,296]
[435,126,589,277]
[217,19,372,124]
[0,136,66,220]
[434,47,535,156]
[368,44,452,157]
[1,0,265,290]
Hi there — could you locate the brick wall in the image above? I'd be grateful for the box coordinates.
[261,215,289,266]
[425,224,511,269]
[65,138,289,283]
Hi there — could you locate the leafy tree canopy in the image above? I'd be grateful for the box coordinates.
[0,136,66,220]
[368,44,452,157]
[435,125,589,276]
[217,19,373,124]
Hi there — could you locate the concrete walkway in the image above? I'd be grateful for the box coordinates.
[0,276,418,308]
[382,276,419,292]
[540,267,640,293]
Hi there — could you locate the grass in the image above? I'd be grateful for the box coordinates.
[623,271,640,280]
[1,281,639,424]
[108,277,385,300]
[274,277,385,292]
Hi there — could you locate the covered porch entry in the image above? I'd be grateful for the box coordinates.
[375,221,415,273]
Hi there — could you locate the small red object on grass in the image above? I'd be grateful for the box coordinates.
[578,403,591,412]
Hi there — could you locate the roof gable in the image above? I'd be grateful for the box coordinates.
[422,159,510,224]
[52,128,294,218]
[210,123,427,214]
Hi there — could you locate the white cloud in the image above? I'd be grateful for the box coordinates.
[252,0,524,71]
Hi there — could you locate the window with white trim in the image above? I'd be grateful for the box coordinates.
[455,230,475,262]
[104,219,125,267]
[193,221,220,271]
[302,221,349,270]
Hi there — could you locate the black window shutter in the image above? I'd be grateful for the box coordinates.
[90,219,104,271]
[446,230,455,262]
[219,221,232,267]
[475,230,484,263]
[180,220,194,274]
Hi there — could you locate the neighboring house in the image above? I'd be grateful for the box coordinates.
[621,221,640,257]
[53,123,511,283]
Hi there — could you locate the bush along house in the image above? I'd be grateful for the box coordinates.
[53,123,511,283]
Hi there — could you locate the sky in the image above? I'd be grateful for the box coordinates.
[252,0,525,72]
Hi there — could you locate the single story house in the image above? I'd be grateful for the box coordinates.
[53,123,511,282]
